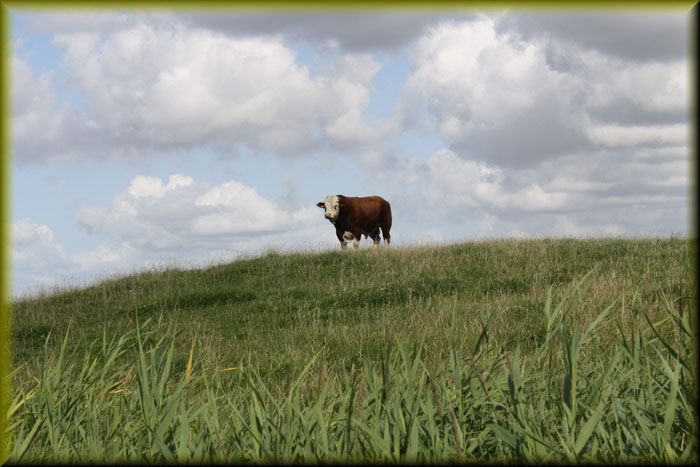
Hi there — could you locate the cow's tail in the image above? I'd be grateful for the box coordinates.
[382,201,392,244]
[386,202,392,228]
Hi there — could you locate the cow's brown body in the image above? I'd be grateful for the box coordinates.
[317,195,392,249]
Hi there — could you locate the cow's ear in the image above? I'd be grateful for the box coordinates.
[316,202,325,208]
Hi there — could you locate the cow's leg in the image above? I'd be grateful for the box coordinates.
[381,224,391,246]
[342,231,355,249]
[348,230,361,249]
[369,227,381,246]
[337,231,349,250]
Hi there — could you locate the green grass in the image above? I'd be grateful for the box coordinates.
[6,237,698,462]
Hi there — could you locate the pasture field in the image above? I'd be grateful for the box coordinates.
[5,237,698,463]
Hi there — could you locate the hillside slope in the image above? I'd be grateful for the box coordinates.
[12,237,694,386]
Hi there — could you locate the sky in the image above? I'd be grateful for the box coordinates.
[9,7,693,298]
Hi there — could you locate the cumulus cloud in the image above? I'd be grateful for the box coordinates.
[76,173,320,253]
[71,243,136,270]
[13,19,390,164]
[584,59,687,115]
[192,180,315,236]
[586,123,687,148]
[399,17,592,167]
[495,12,688,62]
[398,15,688,168]
[14,11,688,169]
[12,218,70,269]
[360,146,688,239]
[417,149,571,214]
[11,55,102,164]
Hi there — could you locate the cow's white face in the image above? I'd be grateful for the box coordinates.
[317,195,341,224]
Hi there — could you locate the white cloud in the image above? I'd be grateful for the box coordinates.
[421,149,495,210]
[318,54,394,145]
[76,174,319,251]
[13,20,389,164]
[586,123,687,148]
[127,174,194,198]
[12,218,70,268]
[192,181,299,236]
[399,17,688,168]
[399,17,592,166]
[583,53,687,113]
[419,149,569,214]
[72,243,136,269]
[11,55,96,164]
[361,145,688,240]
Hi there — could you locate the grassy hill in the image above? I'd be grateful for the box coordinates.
[7,237,698,463]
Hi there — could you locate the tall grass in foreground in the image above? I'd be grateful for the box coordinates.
[6,273,697,464]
